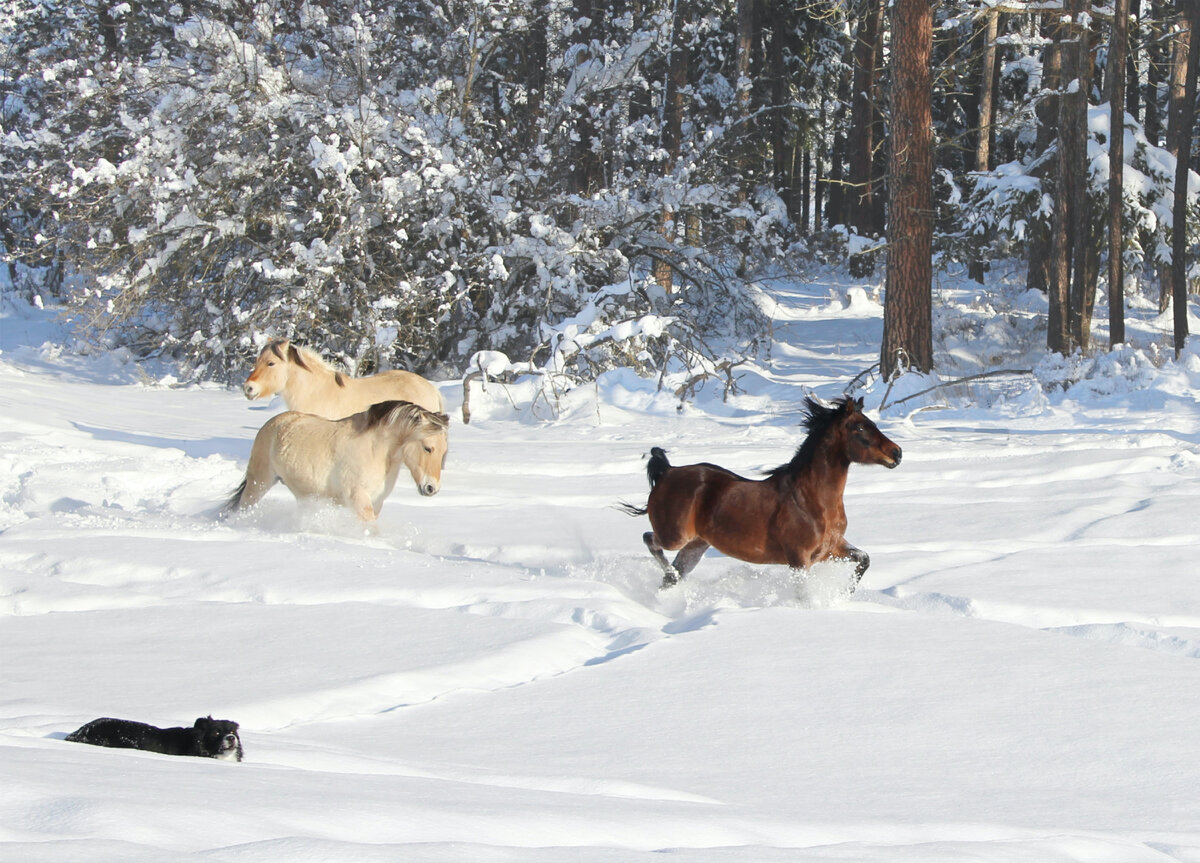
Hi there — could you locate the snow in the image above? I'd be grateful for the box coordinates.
[4,271,1200,861]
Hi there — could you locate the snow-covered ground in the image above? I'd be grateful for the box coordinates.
[4,269,1200,862]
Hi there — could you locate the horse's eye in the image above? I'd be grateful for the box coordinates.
[423,445,433,453]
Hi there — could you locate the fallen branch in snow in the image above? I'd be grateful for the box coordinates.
[882,368,1035,409]
[845,362,881,395]
[461,365,528,425]
[673,359,745,405]
[461,371,481,425]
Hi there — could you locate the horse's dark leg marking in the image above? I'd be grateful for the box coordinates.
[643,531,680,586]
[671,539,710,582]
[846,547,870,583]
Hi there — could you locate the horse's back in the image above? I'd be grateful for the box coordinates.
[345,370,438,412]
[259,411,348,490]
[649,462,797,562]
[647,463,750,543]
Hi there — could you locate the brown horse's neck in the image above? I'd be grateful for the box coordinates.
[784,440,850,510]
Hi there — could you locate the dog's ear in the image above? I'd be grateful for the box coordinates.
[194,716,211,728]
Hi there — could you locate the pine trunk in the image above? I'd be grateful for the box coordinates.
[969,9,1000,284]
[848,0,885,236]
[1048,0,1083,354]
[1027,16,1062,297]
[1108,0,1130,347]
[1169,4,1200,355]
[881,0,934,378]
[1069,15,1096,351]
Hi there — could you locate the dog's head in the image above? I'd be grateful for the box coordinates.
[194,716,243,761]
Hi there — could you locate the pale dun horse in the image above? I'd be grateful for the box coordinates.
[224,400,450,529]
[243,340,445,417]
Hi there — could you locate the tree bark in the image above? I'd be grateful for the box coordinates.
[655,0,691,293]
[1169,2,1200,356]
[970,8,1000,284]
[801,147,812,234]
[732,0,758,248]
[881,0,934,378]
[1069,13,1096,350]
[768,7,797,222]
[1145,0,1169,146]
[1027,15,1062,297]
[824,69,851,228]
[848,0,886,237]
[1048,0,1084,355]
[1108,0,1130,347]
[1125,0,1140,124]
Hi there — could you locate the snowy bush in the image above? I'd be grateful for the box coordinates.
[959,106,1199,289]
[1,0,777,386]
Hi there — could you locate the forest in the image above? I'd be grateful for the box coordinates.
[1,0,1198,392]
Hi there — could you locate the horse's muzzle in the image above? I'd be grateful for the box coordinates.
[419,481,440,496]
[885,447,903,468]
[242,382,259,400]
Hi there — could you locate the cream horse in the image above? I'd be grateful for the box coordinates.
[243,340,445,417]
[225,400,450,527]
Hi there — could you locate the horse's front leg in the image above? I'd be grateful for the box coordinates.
[346,488,381,534]
[836,542,870,583]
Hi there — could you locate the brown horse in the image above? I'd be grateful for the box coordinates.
[624,396,902,589]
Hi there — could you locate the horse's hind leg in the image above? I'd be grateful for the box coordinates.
[642,531,681,587]
[671,539,710,582]
[226,459,277,512]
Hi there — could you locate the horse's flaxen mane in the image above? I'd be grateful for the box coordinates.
[765,396,856,477]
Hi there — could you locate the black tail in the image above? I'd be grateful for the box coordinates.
[220,479,247,517]
[647,446,671,488]
[616,447,672,517]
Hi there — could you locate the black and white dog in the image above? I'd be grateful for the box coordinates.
[66,716,243,761]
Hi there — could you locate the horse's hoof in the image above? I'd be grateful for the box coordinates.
[660,569,680,590]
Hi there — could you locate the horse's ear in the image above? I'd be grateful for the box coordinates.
[288,344,310,371]
[855,396,864,411]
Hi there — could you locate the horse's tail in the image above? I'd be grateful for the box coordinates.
[646,446,671,488]
[617,447,672,517]
[220,478,248,517]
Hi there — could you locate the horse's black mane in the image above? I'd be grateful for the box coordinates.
[363,400,449,431]
[765,396,853,477]
[364,400,418,429]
